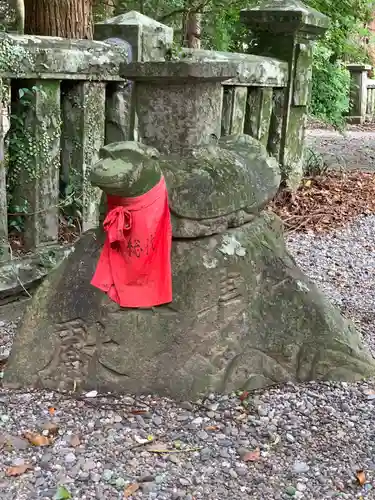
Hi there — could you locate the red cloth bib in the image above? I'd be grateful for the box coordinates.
[91,176,172,307]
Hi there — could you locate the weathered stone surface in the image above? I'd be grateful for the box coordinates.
[240,0,329,190]
[4,211,375,398]
[95,11,173,63]
[5,44,374,402]
[0,245,74,299]
[91,137,280,222]
[90,142,162,197]
[244,87,273,147]
[181,49,288,87]
[163,136,280,219]
[221,86,247,136]
[346,64,370,124]
[240,0,330,35]
[170,210,255,239]
[9,80,60,250]
[122,60,240,155]
[0,79,10,262]
[61,81,106,231]
[0,33,126,80]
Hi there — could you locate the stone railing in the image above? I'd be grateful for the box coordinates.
[346,63,375,123]
[182,49,289,156]
[0,11,173,298]
[0,2,329,299]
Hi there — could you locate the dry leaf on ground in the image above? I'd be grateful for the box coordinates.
[205,425,220,431]
[23,431,52,447]
[5,463,33,476]
[241,447,261,462]
[124,482,140,497]
[130,409,148,415]
[270,171,375,233]
[356,469,366,486]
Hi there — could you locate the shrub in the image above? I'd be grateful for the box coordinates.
[310,42,351,129]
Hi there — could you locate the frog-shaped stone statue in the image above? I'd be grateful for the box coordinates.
[4,59,375,398]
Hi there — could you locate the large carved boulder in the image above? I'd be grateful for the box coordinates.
[4,140,375,399]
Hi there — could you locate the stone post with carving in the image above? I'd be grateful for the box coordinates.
[94,11,173,142]
[241,0,329,189]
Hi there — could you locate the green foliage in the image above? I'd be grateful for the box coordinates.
[306,0,373,62]
[310,43,351,128]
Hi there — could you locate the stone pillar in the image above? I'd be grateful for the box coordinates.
[367,82,375,122]
[94,11,173,142]
[244,87,273,148]
[346,64,371,124]
[61,81,106,231]
[241,0,329,189]
[0,80,10,262]
[9,80,61,251]
[121,61,239,154]
[221,86,248,136]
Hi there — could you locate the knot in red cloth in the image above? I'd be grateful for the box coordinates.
[103,206,132,245]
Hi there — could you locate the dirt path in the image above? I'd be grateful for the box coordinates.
[306,128,375,171]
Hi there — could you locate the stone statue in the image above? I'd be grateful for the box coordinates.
[4,59,375,399]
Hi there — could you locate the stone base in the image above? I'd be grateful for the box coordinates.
[4,212,375,399]
[346,116,364,125]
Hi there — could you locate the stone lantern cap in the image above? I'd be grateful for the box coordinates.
[240,0,330,37]
[346,63,372,73]
[120,60,240,83]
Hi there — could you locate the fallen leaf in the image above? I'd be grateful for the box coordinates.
[84,390,98,398]
[53,485,72,500]
[5,463,33,476]
[241,447,260,462]
[356,470,366,486]
[48,407,56,416]
[124,482,140,497]
[23,431,51,447]
[304,179,312,187]
[239,391,249,402]
[205,425,220,431]
[69,434,81,447]
[130,409,148,415]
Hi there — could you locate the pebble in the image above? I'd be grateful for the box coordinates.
[196,430,208,440]
[115,477,126,488]
[293,461,310,474]
[286,433,295,443]
[285,486,297,496]
[102,469,113,481]
[64,452,76,464]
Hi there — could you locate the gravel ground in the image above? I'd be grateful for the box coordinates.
[0,129,375,499]
[0,215,374,500]
[306,129,375,171]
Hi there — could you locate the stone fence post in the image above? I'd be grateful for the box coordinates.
[94,11,173,143]
[346,63,372,124]
[241,0,329,189]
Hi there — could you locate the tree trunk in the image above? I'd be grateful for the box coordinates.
[185,11,201,49]
[24,0,93,38]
